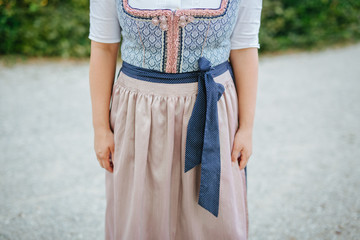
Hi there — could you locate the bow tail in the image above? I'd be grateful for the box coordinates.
[184,74,207,172]
[197,72,225,217]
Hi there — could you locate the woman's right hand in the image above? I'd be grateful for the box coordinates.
[94,128,115,173]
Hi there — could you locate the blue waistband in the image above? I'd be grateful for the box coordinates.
[118,59,234,83]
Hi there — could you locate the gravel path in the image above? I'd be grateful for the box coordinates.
[1,44,359,240]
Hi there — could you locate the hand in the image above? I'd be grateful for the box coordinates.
[94,128,114,173]
[231,127,253,170]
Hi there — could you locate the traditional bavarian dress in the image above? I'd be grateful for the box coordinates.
[89,0,262,239]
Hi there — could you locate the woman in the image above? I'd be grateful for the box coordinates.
[88,0,262,239]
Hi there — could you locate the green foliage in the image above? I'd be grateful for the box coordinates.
[0,0,90,57]
[0,0,360,57]
[259,0,360,52]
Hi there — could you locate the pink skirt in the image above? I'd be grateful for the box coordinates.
[106,67,248,239]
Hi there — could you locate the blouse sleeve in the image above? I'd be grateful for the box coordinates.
[230,0,263,50]
[88,0,122,43]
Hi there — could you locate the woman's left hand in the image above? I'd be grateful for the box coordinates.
[231,127,253,170]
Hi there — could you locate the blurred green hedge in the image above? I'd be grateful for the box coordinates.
[1,0,360,57]
[0,0,90,57]
[260,0,360,51]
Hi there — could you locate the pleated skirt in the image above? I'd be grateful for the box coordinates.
[105,66,248,240]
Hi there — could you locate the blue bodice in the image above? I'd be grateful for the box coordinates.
[115,0,240,73]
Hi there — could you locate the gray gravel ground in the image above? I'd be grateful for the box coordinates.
[1,43,359,240]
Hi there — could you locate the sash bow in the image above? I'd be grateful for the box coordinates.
[185,56,225,217]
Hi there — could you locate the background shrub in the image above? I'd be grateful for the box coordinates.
[0,0,359,58]
[0,0,90,57]
[260,0,360,52]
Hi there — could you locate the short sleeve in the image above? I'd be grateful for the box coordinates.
[230,0,263,50]
[89,0,122,43]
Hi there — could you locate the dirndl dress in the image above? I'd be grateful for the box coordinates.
[104,0,249,239]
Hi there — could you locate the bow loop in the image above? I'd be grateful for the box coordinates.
[198,56,212,72]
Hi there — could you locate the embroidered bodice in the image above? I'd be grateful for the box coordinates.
[89,0,262,73]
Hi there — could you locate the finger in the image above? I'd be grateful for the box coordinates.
[239,150,248,170]
[110,142,115,157]
[231,143,242,162]
[109,146,114,169]
[101,150,113,173]
[104,148,114,173]
[96,149,109,169]
[108,152,113,169]
[231,150,240,162]
[109,143,115,161]
[102,158,113,173]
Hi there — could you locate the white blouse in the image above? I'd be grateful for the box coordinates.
[89,0,263,50]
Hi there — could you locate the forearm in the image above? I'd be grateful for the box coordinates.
[89,41,119,134]
[229,48,259,131]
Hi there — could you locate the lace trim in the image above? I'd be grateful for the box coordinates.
[122,0,229,18]
[174,0,229,17]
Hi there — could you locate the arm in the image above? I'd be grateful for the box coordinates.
[229,47,259,170]
[89,40,119,173]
